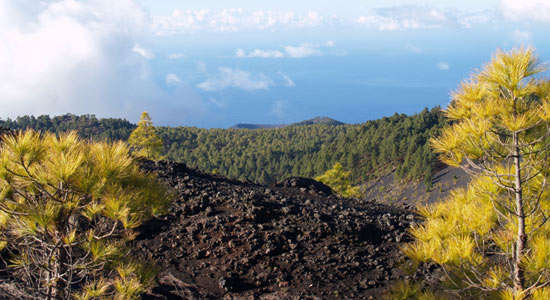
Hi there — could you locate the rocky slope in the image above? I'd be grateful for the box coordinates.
[365,166,468,206]
[135,161,432,300]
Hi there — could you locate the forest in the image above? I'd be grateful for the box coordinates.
[0,107,445,185]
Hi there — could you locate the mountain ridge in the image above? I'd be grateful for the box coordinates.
[229,116,344,129]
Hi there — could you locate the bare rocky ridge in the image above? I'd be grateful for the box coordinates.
[365,166,468,206]
[135,161,434,300]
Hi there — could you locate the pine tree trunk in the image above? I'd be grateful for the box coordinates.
[55,245,69,300]
[513,132,526,296]
[53,210,70,300]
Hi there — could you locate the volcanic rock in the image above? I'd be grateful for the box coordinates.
[133,160,425,299]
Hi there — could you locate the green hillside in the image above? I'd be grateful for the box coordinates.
[0,107,446,185]
[0,114,135,141]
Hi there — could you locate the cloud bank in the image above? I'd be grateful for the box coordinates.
[149,6,498,34]
[357,5,492,30]
[152,9,325,35]
[501,0,550,22]
[0,0,204,125]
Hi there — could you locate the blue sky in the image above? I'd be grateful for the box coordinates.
[0,0,549,127]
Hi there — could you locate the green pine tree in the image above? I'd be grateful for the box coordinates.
[400,48,550,300]
[315,162,361,198]
[0,130,170,299]
[128,112,163,160]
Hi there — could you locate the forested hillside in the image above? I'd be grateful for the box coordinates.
[0,114,135,141]
[0,107,446,185]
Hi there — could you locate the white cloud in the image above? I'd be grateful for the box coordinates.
[152,9,326,35]
[197,68,273,92]
[248,49,285,58]
[132,44,154,59]
[501,0,550,22]
[357,15,400,31]
[325,40,335,47]
[511,29,533,45]
[278,71,295,87]
[357,5,492,30]
[0,0,205,125]
[236,48,284,58]
[437,61,450,71]
[236,48,246,57]
[236,43,325,58]
[166,73,181,86]
[284,44,323,58]
[167,52,186,59]
[148,5,495,36]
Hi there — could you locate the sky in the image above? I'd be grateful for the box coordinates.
[0,0,549,127]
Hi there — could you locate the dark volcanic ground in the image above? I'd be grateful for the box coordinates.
[135,161,434,300]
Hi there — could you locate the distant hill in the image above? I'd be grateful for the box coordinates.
[290,116,344,126]
[230,116,344,129]
[230,123,285,129]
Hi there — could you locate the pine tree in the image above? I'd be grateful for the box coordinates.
[423,168,433,192]
[315,162,361,198]
[0,130,169,299]
[128,112,163,160]
[401,48,550,299]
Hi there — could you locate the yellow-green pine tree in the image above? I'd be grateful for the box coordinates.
[315,162,361,198]
[0,130,170,299]
[128,111,163,160]
[403,48,550,299]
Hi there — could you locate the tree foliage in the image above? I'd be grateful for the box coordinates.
[0,108,445,185]
[128,112,163,160]
[0,130,169,300]
[315,162,361,198]
[0,114,135,141]
[158,107,445,184]
[403,48,550,299]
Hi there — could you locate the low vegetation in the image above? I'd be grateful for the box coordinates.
[0,130,169,299]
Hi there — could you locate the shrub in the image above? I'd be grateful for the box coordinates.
[0,130,169,300]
